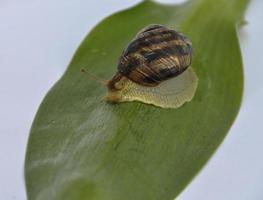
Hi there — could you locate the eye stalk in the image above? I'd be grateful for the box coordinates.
[81,68,107,85]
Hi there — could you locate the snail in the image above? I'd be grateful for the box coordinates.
[105,24,198,108]
[82,24,198,108]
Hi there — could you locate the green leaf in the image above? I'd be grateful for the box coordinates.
[25,0,249,199]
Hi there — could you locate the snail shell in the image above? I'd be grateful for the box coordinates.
[106,24,198,108]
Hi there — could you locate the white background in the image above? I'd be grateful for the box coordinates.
[0,0,262,199]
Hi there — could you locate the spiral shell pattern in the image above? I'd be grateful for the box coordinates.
[117,24,193,86]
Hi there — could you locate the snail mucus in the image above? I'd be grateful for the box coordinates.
[105,24,198,108]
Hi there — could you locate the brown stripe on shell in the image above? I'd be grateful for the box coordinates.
[124,33,175,55]
[136,56,183,85]
[140,39,190,52]
[117,56,141,75]
[141,44,191,63]
[139,24,164,33]
[150,56,181,72]
[158,67,184,80]
[136,25,169,39]
[124,30,188,55]
[127,66,162,86]
[136,27,189,46]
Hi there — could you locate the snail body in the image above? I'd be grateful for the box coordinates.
[106,24,198,108]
